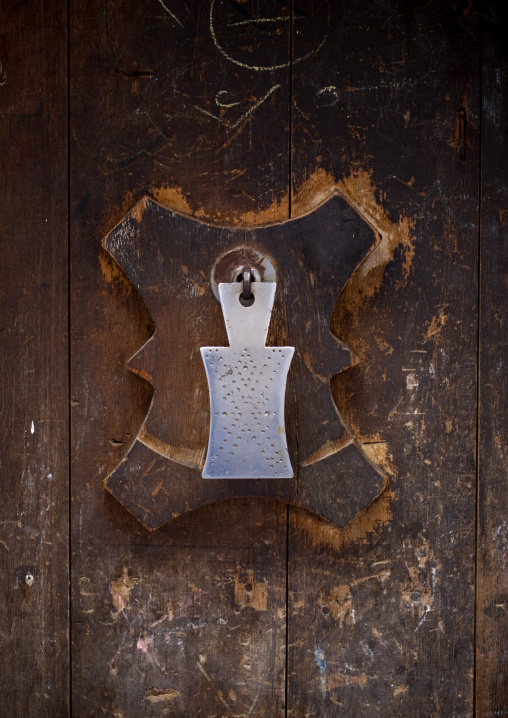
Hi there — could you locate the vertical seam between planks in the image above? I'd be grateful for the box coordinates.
[285,3,294,716]
[285,505,290,717]
[289,0,293,220]
[473,3,484,715]
[67,0,72,712]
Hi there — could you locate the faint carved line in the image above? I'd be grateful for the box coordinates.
[195,84,281,130]
[209,0,330,72]
[0,519,40,536]
[155,0,183,28]
[194,105,223,123]
[229,84,280,128]
[303,350,328,383]
[228,17,291,26]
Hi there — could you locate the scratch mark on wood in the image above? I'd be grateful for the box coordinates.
[155,0,183,27]
[415,604,431,632]
[215,90,241,108]
[197,655,232,712]
[196,656,213,685]
[195,84,281,131]
[351,569,391,586]
[228,16,292,27]
[327,670,368,689]
[246,689,261,715]
[145,687,179,703]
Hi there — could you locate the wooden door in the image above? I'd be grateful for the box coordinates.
[1,1,507,715]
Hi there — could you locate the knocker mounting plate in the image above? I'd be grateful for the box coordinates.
[102,194,386,530]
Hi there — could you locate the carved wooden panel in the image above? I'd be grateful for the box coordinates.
[104,195,386,529]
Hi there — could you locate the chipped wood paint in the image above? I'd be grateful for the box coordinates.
[110,567,138,613]
[233,568,268,612]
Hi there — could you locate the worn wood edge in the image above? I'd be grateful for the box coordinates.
[101,479,393,541]
[152,184,290,226]
[102,186,383,237]
[289,475,394,555]
[292,166,415,480]
[290,433,395,555]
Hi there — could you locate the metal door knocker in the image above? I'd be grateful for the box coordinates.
[201,271,294,478]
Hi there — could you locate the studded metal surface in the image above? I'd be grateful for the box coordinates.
[201,282,294,479]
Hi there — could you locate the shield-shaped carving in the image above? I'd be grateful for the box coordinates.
[103,194,386,530]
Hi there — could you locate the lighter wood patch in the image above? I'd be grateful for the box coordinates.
[152,184,289,226]
[139,426,205,470]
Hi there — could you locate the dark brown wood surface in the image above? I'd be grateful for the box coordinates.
[476,4,508,713]
[1,0,507,715]
[0,1,69,715]
[70,0,291,714]
[287,0,481,714]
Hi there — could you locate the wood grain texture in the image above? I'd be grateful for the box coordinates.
[0,1,69,715]
[287,0,480,714]
[72,499,288,717]
[70,0,290,714]
[476,3,508,712]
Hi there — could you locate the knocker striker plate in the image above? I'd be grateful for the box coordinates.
[201,281,294,478]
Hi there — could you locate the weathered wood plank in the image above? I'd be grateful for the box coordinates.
[287,0,480,714]
[476,3,508,712]
[0,1,69,715]
[70,0,290,714]
[72,499,288,717]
